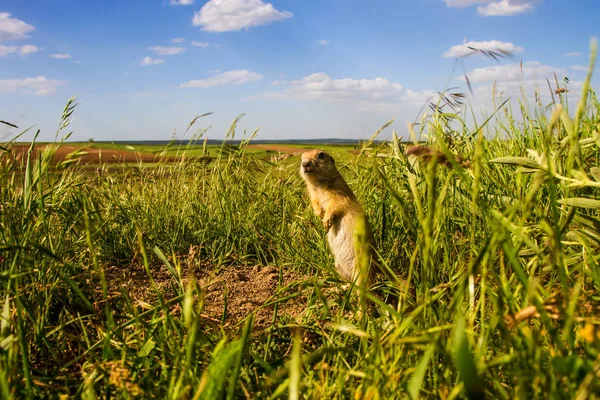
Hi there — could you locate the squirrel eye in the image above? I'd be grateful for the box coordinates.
[317,152,326,160]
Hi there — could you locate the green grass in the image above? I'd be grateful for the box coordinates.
[1,41,600,398]
[88,142,358,161]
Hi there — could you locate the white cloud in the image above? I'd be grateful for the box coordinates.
[0,76,65,95]
[0,44,17,57]
[443,40,523,58]
[287,73,405,101]
[478,0,536,16]
[444,0,489,6]
[467,61,562,83]
[49,53,72,59]
[444,0,540,16]
[0,12,35,42]
[172,37,185,43]
[248,73,437,110]
[149,46,185,55]
[0,44,40,57]
[140,56,164,66]
[462,61,583,105]
[247,62,580,119]
[192,0,293,32]
[444,0,490,7]
[569,65,588,72]
[317,39,329,45]
[180,69,262,88]
[191,41,209,47]
[170,0,194,5]
[566,52,581,57]
[472,79,582,104]
[20,44,39,55]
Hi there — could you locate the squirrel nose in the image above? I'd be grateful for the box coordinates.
[301,161,310,168]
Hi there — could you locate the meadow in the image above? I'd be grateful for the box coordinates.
[1,45,600,398]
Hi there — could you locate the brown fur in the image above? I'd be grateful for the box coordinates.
[299,150,376,288]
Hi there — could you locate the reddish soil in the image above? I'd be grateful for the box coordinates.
[7,144,178,164]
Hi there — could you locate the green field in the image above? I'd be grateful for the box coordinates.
[2,50,600,399]
[86,142,358,161]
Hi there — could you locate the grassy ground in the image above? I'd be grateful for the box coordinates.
[10,141,359,166]
[2,46,600,398]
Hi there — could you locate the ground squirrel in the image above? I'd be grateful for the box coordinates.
[299,149,376,288]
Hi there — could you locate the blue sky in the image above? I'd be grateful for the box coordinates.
[0,0,598,142]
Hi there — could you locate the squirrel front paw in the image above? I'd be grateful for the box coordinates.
[323,217,334,232]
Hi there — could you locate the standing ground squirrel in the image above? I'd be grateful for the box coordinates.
[299,149,376,288]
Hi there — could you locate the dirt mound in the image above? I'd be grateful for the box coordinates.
[199,265,306,329]
[7,144,178,165]
[104,260,307,331]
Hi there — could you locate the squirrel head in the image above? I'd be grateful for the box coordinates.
[300,149,337,182]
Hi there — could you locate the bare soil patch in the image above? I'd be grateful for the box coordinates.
[105,260,307,331]
[8,144,178,164]
[198,264,307,329]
